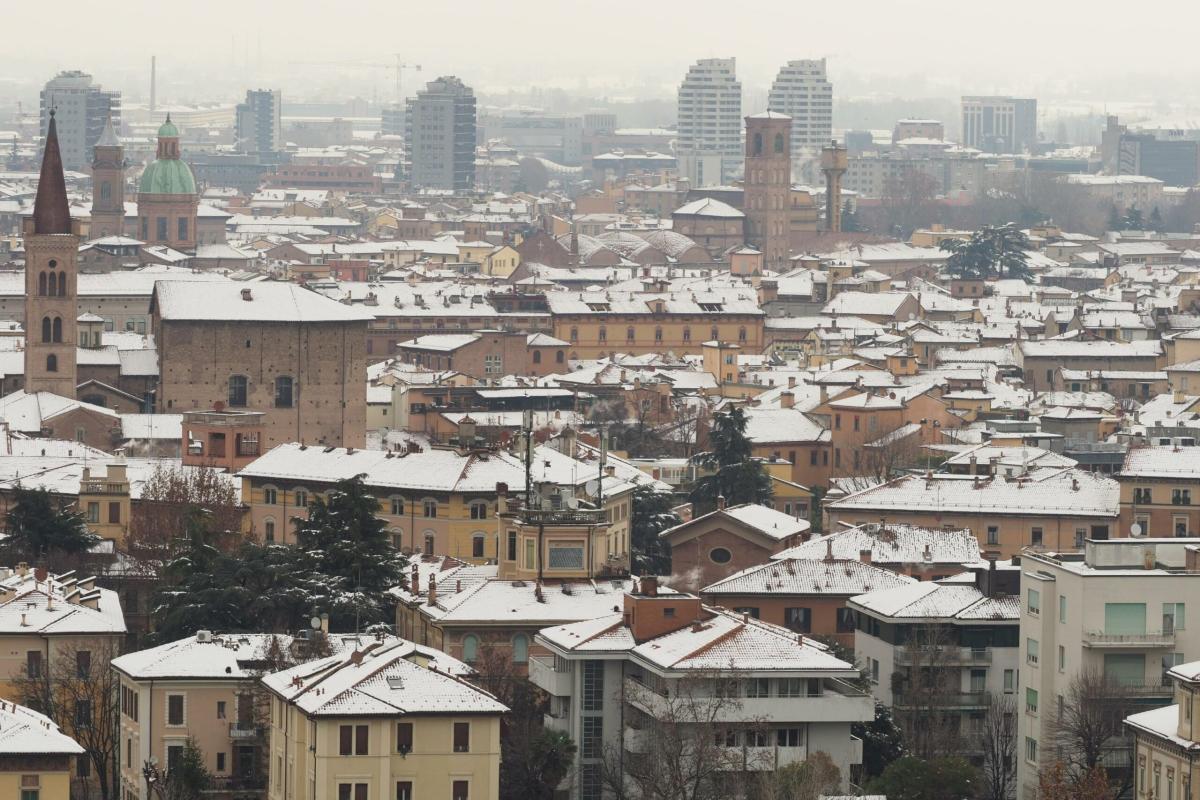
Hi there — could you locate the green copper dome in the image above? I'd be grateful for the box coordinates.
[139,158,196,195]
[158,118,179,137]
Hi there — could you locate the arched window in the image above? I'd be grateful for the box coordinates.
[511,633,529,664]
[264,518,276,543]
[41,317,51,343]
[47,272,57,296]
[753,132,763,156]
[423,532,435,555]
[274,376,294,408]
[52,317,62,343]
[626,327,635,342]
[58,272,66,296]
[37,272,46,296]
[556,350,564,363]
[228,375,248,407]
[462,634,479,663]
[532,350,542,364]
[774,133,784,153]
[45,354,57,372]
[472,534,486,559]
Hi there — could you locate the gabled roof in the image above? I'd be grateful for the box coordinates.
[660,502,810,543]
[702,558,914,596]
[0,698,83,755]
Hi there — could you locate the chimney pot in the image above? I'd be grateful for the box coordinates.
[716,495,726,510]
[859,548,872,564]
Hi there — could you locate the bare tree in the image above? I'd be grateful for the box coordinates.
[602,671,772,800]
[1046,668,1136,798]
[14,639,121,800]
[979,693,1018,800]
[755,750,842,800]
[129,464,243,556]
[892,623,961,760]
[862,428,924,482]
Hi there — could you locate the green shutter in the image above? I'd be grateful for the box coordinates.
[1104,603,1146,635]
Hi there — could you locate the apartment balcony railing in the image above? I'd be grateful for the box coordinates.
[228,721,264,739]
[1081,631,1175,649]
[528,655,572,697]
[895,647,992,665]
[893,690,993,709]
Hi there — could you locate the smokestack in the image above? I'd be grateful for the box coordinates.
[150,55,157,114]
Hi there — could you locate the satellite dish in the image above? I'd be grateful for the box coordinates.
[585,479,601,496]
[1130,524,1143,538]
[310,616,322,630]
[566,497,580,509]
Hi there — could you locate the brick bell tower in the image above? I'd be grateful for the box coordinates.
[89,116,125,239]
[24,111,80,397]
[743,111,793,269]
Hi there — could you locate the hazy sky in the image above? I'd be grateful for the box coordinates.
[5,0,1200,108]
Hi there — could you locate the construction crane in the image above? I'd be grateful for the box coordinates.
[290,55,420,107]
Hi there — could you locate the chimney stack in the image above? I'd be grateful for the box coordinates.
[859,548,872,565]
[641,575,658,597]
[426,576,437,607]
[716,495,726,510]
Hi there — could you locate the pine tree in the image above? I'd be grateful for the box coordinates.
[2,486,98,562]
[630,484,681,575]
[162,738,211,800]
[689,406,773,513]
[1124,206,1145,231]
[1150,205,1164,233]
[292,476,409,631]
[1107,205,1123,232]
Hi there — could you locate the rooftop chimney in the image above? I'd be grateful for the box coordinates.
[241,288,253,301]
[859,548,872,565]
[716,495,726,510]
[426,575,437,607]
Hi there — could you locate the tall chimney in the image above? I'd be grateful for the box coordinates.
[426,575,437,607]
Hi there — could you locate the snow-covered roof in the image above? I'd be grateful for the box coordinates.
[261,636,506,717]
[238,442,525,494]
[0,570,125,635]
[1121,446,1200,479]
[0,698,84,755]
[702,557,914,596]
[849,580,1019,622]
[742,407,829,444]
[152,281,373,323]
[673,197,745,218]
[1125,705,1196,750]
[112,632,294,679]
[828,469,1118,518]
[772,524,981,565]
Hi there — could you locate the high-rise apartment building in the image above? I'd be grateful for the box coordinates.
[406,76,477,192]
[676,58,742,185]
[234,89,282,157]
[961,95,1038,153]
[39,71,121,172]
[768,59,834,153]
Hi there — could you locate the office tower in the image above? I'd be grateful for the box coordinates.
[39,71,121,172]
[406,76,477,192]
[961,96,1038,153]
[676,58,742,185]
[235,89,282,157]
[768,59,834,153]
[743,112,792,267]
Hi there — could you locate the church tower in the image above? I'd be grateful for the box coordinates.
[743,111,793,268]
[89,116,125,238]
[24,111,80,397]
[137,116,198,252]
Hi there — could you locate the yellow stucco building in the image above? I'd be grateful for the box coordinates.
[263,636,505,800]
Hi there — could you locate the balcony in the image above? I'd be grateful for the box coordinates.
[893,691,993,709]
[515,507,607,526]
[623,678,873,724]
[543,712,570,735]
[529,655,572,697]
[228,722,264,739]
[1082,631,1176,649]
[895,647,992,665]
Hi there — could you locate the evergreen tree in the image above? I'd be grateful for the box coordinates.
[841,200,864,232]
[855,701,906,779]
[161,738,211,800]
[2,486,98,561]
[292,475,408,631]
[867,756,977,800]
[1150,205,1164,233]
[630,484,681,575]
[689,406,773,513]
[1124,206,1145,230]
[151,509,249,642]
[1107,204,1123,231]
[939,224,1031,281]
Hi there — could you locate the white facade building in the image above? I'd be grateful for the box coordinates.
[531,580,872,800]
[768,59,834,181]
[676,58,742,185]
